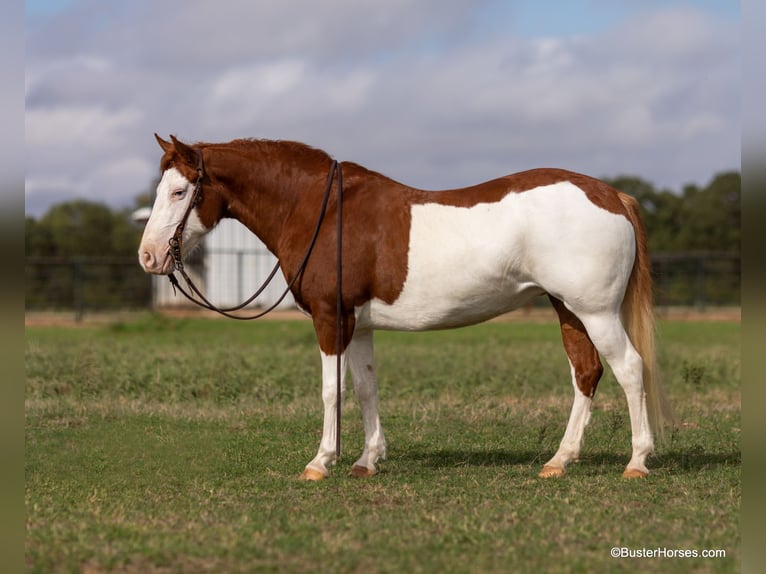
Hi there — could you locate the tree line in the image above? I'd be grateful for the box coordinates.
[604,171,740,254]
[25,171,740,310]
[25,200,150,311]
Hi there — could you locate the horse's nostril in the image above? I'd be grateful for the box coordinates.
[141,250,155,269]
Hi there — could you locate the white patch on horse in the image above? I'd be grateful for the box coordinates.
[138,167,209,274]
[356,181,635,331]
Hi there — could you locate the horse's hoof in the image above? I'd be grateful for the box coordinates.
[622,468,648,478]
[350,465,377,478]
[539,465,566,478]
[299,468,327,481]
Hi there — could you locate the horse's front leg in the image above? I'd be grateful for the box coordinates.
[347,329,386,477]
[300,348,349,481]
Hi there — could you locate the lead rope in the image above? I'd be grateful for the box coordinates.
[335,164,343,460]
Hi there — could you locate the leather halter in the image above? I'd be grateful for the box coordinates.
[168,148,205,273]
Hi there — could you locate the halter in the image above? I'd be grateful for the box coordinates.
[165,150,345,458]
[168,148,206,273]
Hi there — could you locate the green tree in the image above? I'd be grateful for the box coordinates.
[25,216,54,257]
[25,200,150,311]
[676,172,740,253]
[38,200,116,257]
[608,172,740,253]
[27,200,142,258]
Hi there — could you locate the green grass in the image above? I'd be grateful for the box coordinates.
[25,313,740,573]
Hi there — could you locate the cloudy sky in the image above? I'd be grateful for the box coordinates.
[25,0,740,218]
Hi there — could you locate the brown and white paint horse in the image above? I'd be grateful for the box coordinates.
[139,135,674,480]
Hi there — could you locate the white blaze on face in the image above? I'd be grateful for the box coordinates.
[138,167,208,274]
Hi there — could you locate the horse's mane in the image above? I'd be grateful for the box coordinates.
[200,138,333,165]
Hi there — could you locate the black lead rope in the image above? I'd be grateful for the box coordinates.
[166,155,345,461]
[335,164,343,460]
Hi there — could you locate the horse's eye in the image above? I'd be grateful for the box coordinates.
[171,189,186,198]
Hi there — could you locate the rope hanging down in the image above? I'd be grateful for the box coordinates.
[334,165,343,460]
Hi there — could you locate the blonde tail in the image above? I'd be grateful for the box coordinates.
[618,192,676,443]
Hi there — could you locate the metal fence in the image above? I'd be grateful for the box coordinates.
[25,257,152,320]
[25,251,740,320]
[651,252,740,309]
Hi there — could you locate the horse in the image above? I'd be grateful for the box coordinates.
[139,134,675,481]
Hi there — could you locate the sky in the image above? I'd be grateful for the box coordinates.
[25,0,740,218]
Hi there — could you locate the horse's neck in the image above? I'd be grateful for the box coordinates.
[212,149,329,262]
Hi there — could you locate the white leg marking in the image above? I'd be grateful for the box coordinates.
[543,360,592,474]
[303,350,348,478]
[579,313,653,475]
[347,330,386,475]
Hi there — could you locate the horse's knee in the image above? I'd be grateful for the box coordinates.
[322,387,342,405]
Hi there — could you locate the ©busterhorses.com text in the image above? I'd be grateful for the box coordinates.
[610,547,726,559]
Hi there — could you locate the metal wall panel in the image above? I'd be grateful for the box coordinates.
[204,219,294,309]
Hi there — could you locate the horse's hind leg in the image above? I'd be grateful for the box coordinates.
[575,312,654,477]
[540,296,604,478]
[347,329,387,477]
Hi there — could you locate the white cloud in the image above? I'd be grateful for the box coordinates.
[26,106,142,151]
[81,155,156,199]
[211,60,307,103]
[25,154,155,214]
[321,69,377,111]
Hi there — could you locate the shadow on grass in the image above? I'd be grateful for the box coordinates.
[396,447,740,473]
[652,449,741,471]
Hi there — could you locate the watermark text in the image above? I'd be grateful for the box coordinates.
[610,547,726,559]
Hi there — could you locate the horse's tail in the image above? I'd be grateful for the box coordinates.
[617,192,676,443]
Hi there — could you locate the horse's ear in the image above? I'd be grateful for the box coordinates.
[154,133,173,153]
[169,135,199,167]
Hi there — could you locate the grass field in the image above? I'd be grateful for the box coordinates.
[25,313,740,573]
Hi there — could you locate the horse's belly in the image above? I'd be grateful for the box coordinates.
[358,281,542,331]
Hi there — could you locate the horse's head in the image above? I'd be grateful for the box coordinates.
[138,134,225,274]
